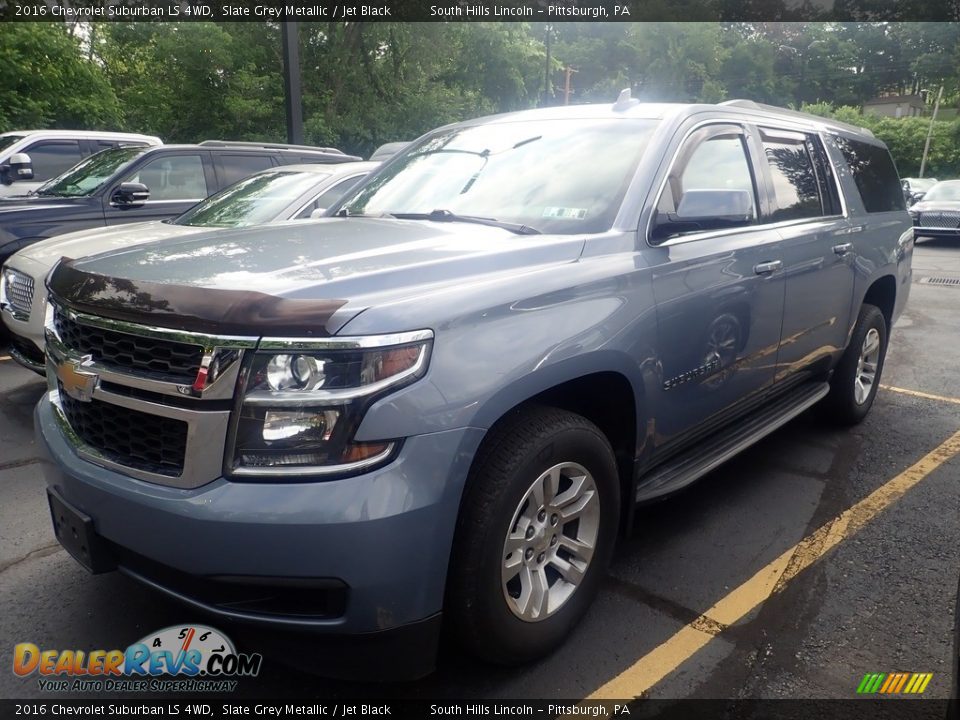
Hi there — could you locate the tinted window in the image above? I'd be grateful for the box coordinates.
[125,154,208,201]
[26,141,83,182]
[760,131,822,221]
[297,174,367,218]
[0,135,25,153]
[173,169,331,227]
[834,136,905,213]
[807,135,842,216]
[652,127,757,242]
[340,118,659,235]
[217,154,274,186]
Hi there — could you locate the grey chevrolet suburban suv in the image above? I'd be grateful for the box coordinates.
[36,96,913,679]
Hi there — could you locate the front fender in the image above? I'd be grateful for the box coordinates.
[351,273,659,458]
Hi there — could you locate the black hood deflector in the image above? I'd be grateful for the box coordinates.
[47,261,346,337]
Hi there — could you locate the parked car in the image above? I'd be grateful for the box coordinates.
[34,96,912,679]
[0,141,360,268]
[908,179,960,240]
[901,176,938,205]
[0,130,161,198]
[369,142,410,161]
[1,161,378,372]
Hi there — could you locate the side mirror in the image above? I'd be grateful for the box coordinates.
[676,189,753,221]
[1,153,33,185]
[309,207,328,219]
[111,182,150,207]
[653,189,754,242]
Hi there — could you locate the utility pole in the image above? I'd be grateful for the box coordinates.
[542,24,553,106]
[919,84,943,179]
[281,22,304,145]
[563,66,578,105]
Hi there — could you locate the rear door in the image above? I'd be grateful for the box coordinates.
[648,122,786,449]
[752,126,855,383]
[212,153,276,190]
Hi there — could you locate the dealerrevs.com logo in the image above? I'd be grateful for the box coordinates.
[13,625,262,693]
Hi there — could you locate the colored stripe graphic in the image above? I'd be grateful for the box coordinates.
[857,672,932,694]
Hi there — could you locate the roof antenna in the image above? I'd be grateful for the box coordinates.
[612,88,639,112]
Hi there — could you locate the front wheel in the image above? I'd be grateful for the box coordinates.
[823,303,888,425]
[446,406,620,664]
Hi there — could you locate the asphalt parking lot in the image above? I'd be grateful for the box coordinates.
[1,239,959,702]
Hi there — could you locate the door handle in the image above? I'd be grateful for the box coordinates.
[832,242,854,256]
[754,260,782,275]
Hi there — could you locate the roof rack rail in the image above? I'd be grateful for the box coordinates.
[199,140,346,154]
[718,99,875,138]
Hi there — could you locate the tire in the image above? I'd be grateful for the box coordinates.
[446,405,620,664]
[822,303,887,425]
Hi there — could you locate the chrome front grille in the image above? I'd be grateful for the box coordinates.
[918,211,960,229]
[54,307,204,383]
[1,267,34,320]
[46,303,258,489]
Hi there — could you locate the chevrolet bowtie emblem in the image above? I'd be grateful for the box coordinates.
[56,355,98,402]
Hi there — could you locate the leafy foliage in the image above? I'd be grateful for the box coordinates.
[2,20,960,174]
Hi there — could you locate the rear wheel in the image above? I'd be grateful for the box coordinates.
[447,406,620,664]
[823,303,887,425]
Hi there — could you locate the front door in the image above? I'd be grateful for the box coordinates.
[103,152,212,226]
[648,123,786,450]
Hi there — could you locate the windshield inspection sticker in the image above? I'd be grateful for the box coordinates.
[542,206,588,220]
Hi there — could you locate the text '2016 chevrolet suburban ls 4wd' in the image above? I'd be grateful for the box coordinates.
[36,95,913,679]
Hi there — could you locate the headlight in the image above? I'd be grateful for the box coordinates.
[228,331,432,477]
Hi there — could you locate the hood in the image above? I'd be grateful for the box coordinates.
[17,221,203,266]
[910,199,960,213]
[48,217,586,336]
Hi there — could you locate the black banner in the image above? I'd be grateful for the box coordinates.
[1,0,960,22]
[0,700,955,720]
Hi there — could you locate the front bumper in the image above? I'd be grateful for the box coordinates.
[1,254,49,371]
[912,225,960,239]
[36,394,484,673]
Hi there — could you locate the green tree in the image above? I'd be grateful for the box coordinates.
[0,23,121,131]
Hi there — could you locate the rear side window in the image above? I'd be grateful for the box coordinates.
[834,136,905,213]
[26,140,83,182]
[217,154,274,186]
[760,130,821,222]
[758,129,842,221]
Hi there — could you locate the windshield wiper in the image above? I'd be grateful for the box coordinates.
[388,209,541,235]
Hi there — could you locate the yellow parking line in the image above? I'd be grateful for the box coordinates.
[882,385,960,406]
[586,428,960,701]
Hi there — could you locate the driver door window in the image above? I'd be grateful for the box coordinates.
[652,126,758,243]
[124,154,208,201]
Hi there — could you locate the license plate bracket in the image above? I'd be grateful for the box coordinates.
[47,489,115,574]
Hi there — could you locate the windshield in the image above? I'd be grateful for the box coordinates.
[0,135,25,154]
[172,170,331,227]
[338,118,659,235]
[35,145,145,197]
[921,182,960,202]
[910,178,937,191]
